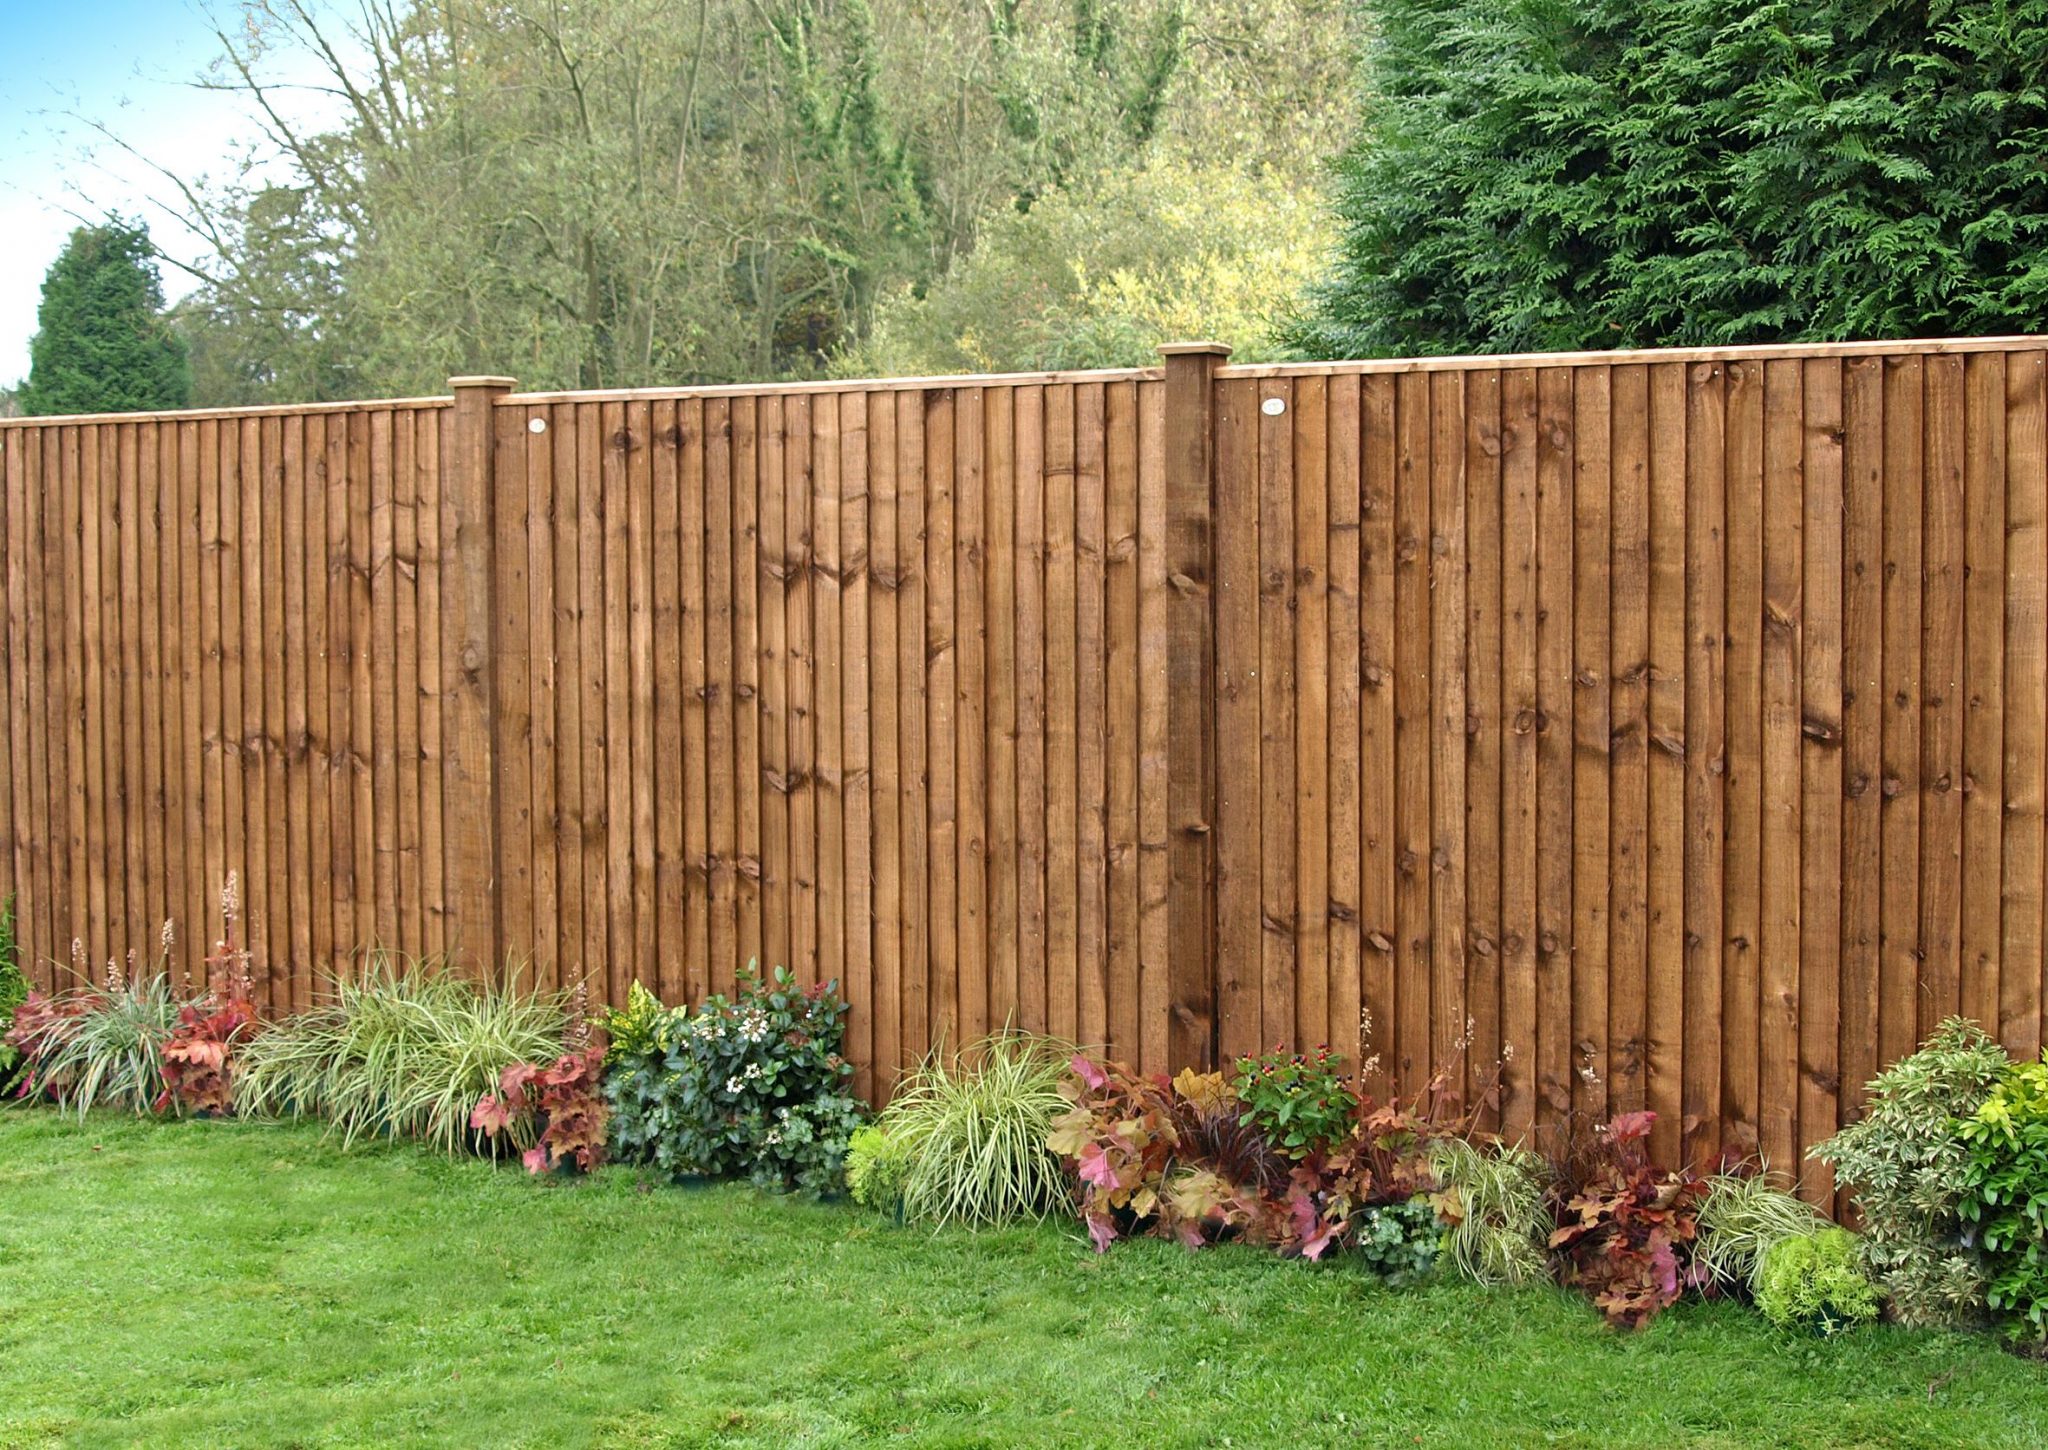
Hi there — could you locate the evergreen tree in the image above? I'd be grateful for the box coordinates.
[1291,0,2048,357]
[20,220,190,416]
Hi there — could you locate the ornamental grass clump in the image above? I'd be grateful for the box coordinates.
[1430,1136,1550,1287]
[21,967,181,1118]
[881,1030,1075,1228]
[1694,1166,1828,1296]
[234,953,567,1153]
[1811,1017,2009,1328]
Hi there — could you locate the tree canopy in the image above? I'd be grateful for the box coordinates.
[20,220,190,417]
[1290,0,2048,358]
[158,0,1353,402]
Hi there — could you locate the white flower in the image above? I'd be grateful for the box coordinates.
[725,1076,743,1094]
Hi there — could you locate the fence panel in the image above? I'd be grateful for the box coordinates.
[2,338,2043,1171]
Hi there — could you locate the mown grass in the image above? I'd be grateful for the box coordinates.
[0,1111,2041,1449]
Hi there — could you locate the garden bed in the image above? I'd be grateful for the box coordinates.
[1,1111,2043,1449]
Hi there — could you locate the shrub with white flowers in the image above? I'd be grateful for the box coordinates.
[601,966,864,1197]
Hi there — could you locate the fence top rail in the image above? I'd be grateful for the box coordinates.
[0,394,453,430]
[1216,333,2048,381]
[7,334,2042,430]
[495,362,1161,407]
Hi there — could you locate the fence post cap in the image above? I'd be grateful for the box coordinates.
[1158,341,1233,358]
[448,375,519,391]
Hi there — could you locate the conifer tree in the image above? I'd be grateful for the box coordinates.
[21,220,190,416]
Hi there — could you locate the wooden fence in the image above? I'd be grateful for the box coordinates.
[2,335,2044,1182]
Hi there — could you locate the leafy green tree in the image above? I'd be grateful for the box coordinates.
[20,220,190,416]
[849,154,1331,374]
[1291,0,2048,358]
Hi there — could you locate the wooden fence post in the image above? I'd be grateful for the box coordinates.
[446,375,515,971]
[1160,342,1229,1070]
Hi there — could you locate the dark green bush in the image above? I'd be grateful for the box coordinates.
[1291,0,2048,358]
[603,967,862,1197]
[0,895,25,1093]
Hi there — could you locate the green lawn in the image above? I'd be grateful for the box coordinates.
[0,1113,2041,1448]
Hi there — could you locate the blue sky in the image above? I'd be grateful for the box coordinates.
[0,1,335,385]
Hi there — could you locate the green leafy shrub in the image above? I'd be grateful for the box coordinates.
[0,894,26,1092]
[1430,1136,1550,1287]
[1695,1167,1827,1295]
[602,967,862,1197]
[1957,1053,2048,1342]
[1812,1018,2010,1328]
[234,954,568,1153]
[881,1031,1074,1227]
[1231,1043,1360,1159]
[601,980,668,1065]
[1354,1194,1443,1286]
[1756,1229,1881,1337]
[1550,1111,1705,1330]
[846,1125,913,1213]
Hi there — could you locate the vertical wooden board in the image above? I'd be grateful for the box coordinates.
[31,426,61,973]
[1043,383,1079,1045]
[983,387,1024,1032]
[323,418,353,970]
[1013,386,1048,1035]
[1429,372,1469,1074]
[1293,377,1331,1052]
[956,387,991,1039]
[678,399,708,999]
[61,426,89,962]
[1801,359,1846,1195]
[522,406,557,986]
[166,422,196,975]
[261,418,290,993]
[1104,381,1140,1062]
[895,391,929,1065]
[1961,354,2007,1038]
[5,429,45,968]
[216,422,244,974]
[1135,381,1171,1072]
[705,398,738,993]
[1645,365,1688,1168]
[630,400,659,993]
[1075,382,1109,1053]
[869,391,903,1082]
[177,421,207,972]
[305,416,334,981]
[1921,355,1966,1035]
[603,401,636,1001]
[813,394,847,1014]
[415,411,446,962]
[1760,359,1804,1179]
[578,403,612,995]
[1721,361,1765,1154]
[1215,378,1262,1065]
[731,398,762,978]
[83,427,113,967]
[1840,357,1887,1127]
[1684,362,1728,1169]
[239,418,270,980]
[1880,357,1925,1069]
[841,392,875,1094]
[784,397,818,991]
[1533,369,1573,1128]
[1570,368,1610,1117]
[118,425,146,968]
[2003,352,2047,1059]
[1327,377,1365,1070]
[1360,375,1399,1090]
[1257,377,1297,1057]
[370,411,400,958]
[551,404,586,992]
[1498,367,1544,1126]
[0,434,16,958]
[923,390,959,1047]
[283,416,315,1004]
[346,414,376,958]
[134,425,164,966]
[755,397,789,978]
[49,424,77,969]
[1394,373,1437,1086]
[1607,366,1651,1116]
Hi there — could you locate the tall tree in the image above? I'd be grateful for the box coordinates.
[20,220,190,416]
[1291,0,2048,357]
